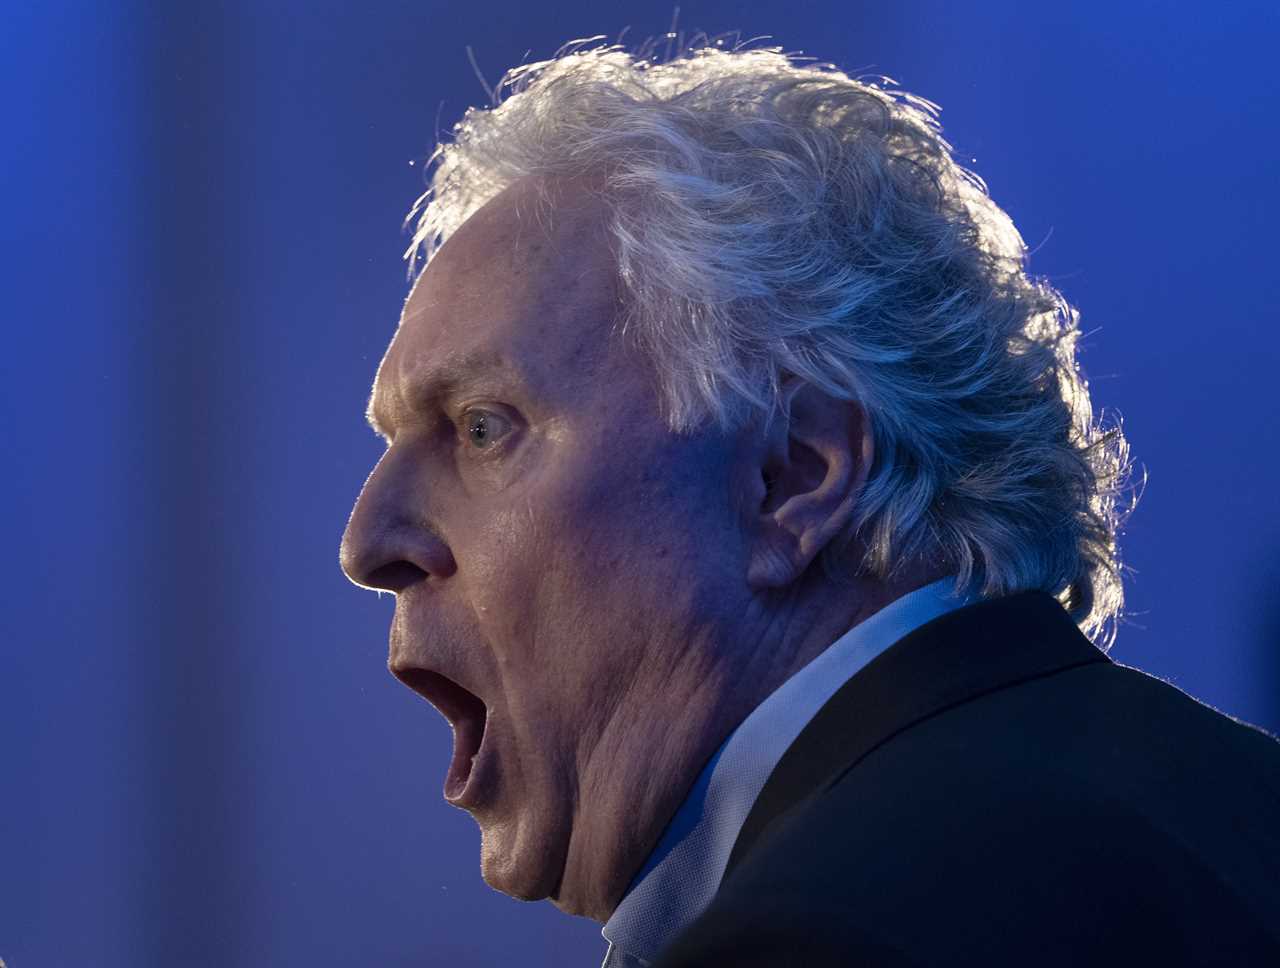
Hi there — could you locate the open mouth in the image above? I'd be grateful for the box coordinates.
[393,667,488,800]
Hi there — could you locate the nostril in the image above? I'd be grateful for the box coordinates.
[365,560,428,594]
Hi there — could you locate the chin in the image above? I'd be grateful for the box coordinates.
[477,812,568,904]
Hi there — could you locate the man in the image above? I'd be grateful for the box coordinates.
[338,40,1280,965]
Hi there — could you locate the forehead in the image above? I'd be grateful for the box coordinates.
[371,177,625,425]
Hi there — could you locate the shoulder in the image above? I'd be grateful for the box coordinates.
[653,660,1280,967]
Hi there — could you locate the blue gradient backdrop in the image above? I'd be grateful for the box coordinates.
[3,2,1278,965]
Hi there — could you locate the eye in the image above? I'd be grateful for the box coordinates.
[460,409,511,451]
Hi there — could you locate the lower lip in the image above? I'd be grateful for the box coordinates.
[444,713,494,809]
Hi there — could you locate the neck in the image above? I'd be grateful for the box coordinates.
[554,561,947,922]
[766,564,952,689]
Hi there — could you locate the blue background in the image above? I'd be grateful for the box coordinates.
[3,1,1277,965]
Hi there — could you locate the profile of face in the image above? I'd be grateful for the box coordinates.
[339,176,876,922]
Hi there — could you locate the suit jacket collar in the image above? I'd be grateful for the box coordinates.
[724,590,1110,879]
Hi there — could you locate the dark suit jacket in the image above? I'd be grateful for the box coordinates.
[651,591,1280,966]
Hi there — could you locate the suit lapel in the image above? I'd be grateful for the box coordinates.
[723,590,1109,879]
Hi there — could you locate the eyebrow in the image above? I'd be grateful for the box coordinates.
[364,348,527,437]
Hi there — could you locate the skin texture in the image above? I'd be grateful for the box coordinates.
[339,175,942,922]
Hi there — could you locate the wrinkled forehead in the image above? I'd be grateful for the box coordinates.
[370,176,636,423]
[401,176,616,332]
[400,176,620,350]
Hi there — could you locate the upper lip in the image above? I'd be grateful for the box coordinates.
[390,660,488,728]
[388,615,488,728]
[388,605,488,727]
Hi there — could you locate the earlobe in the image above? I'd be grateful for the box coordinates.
[747,536,798,589]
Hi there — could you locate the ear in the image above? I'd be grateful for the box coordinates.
[746,383,874,590]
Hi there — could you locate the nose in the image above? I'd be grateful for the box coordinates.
[339,448,457,594]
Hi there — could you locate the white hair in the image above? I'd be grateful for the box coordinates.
[405,37,1136,646]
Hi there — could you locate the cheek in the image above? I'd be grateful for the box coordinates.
[465,501,550,634]
[463,430,741,697]
[462,482,640,700]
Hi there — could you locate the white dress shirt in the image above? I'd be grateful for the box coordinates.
[599,577,976,968]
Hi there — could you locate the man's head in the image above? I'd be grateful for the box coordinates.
[339,41,1130,921]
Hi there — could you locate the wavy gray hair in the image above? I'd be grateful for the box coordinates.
[405,38,1135,646]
